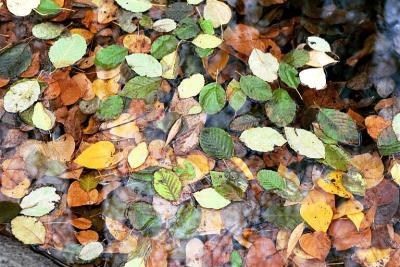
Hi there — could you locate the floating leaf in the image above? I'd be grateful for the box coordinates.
[0,43,32,78]
[79,241,104,261]
[257,170,286,190]
[192,34,223,49]
[49,34,87,68]
[317,108,359,145]
[125,53,162,77]
[95,45,128,70]
[11,216,46,244]
[240,75,272,101]
[300,201,332,232]
[74,141,115,169]
[203,0,232,28]
[199,82,226,114]
[284,127,325,159]
[194,188,231,209]
[6,0,40,16]
[178,74,205,98]
[32,22,64,40]
[248,49,279,82]
[32,102,55,131]
[265,88,296,127]
[128,142,149,168]
[240,127,286,152]
[153,168,182,201]
[3,80,40,113]
[20,186,60,217]
[120,76,160,100]
[151,35,178,59]
[199,127,234,159]
[115,0,152,13]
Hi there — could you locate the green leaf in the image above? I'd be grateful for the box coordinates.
[96,95,124,121]
[199,18,214,35]
[265,88,296,127]
[127,202,162,236]
[284,127,325,159]
[79,173,100,192]
[321,144,350,171]
[49,34,87,68]
[151,35,178,59]
[0,201,21,223]
[378,126,400,156]
[36,0,61,16]
[173,160,196,180]
[257,170,286,190]
[317,108,359,145]
[342,169,366,196]
[95,45,128,70]
[125,53,162,77]
[211,169,248,201]
[153,168,182,201]
[120,76,160,101]
[174,18,200,40]
[200,127,234,159]
[165,2,193,21]
[283,50,310,68]
[20,187,60,217]
[262,204,302,230]
[227,80,246,112]
[115,0,152,13]
[199,82,226,114]
[32,22,64,40]
[170,203,201,239]
[230,251,242,267]
[278,63,300,89]
[194,188,231,209]
[0,43,32,78]
[195,47,214,58]
[240,75,272,101]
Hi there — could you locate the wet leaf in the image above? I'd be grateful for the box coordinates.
[240,127,287,152]
[20,186,60,216]
[153,168,182,201]
[74,141,115,169]
[199,127,234,159]
[249,49,279,82]
[300,201,332,232]
[0,44,32,78]
[11,216,46,245]
[95,45,128,70]
[49,34,87,69]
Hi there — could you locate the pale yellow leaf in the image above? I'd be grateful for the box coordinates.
[11,216,45,244]
[192,34,223,49]
[127,142,148,168]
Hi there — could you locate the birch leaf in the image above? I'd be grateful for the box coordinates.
[248,48,279,82]
[6,0,40,16]
[49,34,87,68]
[299,68,326,90]
[284,127,325,159]
[11,216,46,244]
[192,34,223,49]
[125,53,162,77]
[20,187,60,217]
[74,141,116,169]
[240,127,286,152]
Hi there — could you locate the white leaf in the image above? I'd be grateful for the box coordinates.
[115,0,152,13]
[248,48,279,82]
[124,257,146,267]
[299,67,326,90]
[6,0,40,16]
[125,53,162,77]
[192,34,223,49]
[240,127,287,152]
[79,241,104,261]
[203,0,232,28]
[194,188,230,209]
[307,50,338,68]
[49,34,87,69]
[153,18,177,32]
[178,73,205,98]
[284,127,325,159]
[187,0,204,5]
[20,187,61,217]
[307,36,331,52]
[186,238,205,267]
[3,80,40,113]
[392,113,400,141]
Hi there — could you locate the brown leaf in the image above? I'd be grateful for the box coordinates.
[75,230,99,245]
[245,237,284,267]
[67,181,98,207]
[328,219,371,251]
[203,235,233,267]
[299,232,331,261]
[365,115,391,139]
[71,217,92,230]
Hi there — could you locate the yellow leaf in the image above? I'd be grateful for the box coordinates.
[230,157,254,180]
[333,199,363,219]
[127,142,149,168]
[74,141,115,169]
[11,216,45,244]
[32,102,55,131]
[390,162,400,185]
[178,73,205,99]
[93,78,119,100]
[355,247,391,267]
[161,51,179,79]
[1,178,30,199]
[105,113,139,138]
[286,222,305,259]
[300,201,333,232]
[347,212,364,231]
[317,171,352,198]
[192,34,223,49]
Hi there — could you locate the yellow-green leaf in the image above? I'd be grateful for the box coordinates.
[128,142,149,168]
[192,34,223,49]
[74,141,115,169]
[11,216,46,244]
